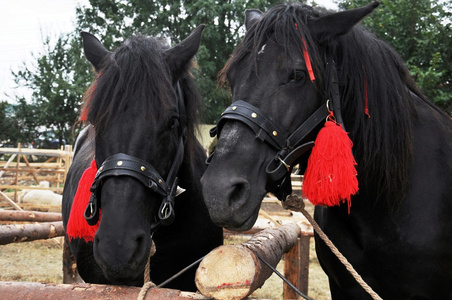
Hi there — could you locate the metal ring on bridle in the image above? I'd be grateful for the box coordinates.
[278,156,291,171]
[160,202,171,219]
[326,99,332,112]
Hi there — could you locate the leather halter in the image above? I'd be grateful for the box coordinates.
[208,100,328,200]
[208,60,341,200]
[84,83,187,231]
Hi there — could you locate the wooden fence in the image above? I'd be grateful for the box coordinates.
[0,144,73,202]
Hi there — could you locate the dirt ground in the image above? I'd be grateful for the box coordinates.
[0,237,331,299]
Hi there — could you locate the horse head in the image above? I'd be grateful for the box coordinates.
[79,26,204,283]
[201,2,380,230]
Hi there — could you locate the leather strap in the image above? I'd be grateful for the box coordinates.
[210,100,286,150]
[93,153,170,195]
[266,141,314,181]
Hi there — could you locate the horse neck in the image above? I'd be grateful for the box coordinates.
[177,138,206,194]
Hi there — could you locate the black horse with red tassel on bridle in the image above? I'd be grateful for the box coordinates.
[201,2,452,299]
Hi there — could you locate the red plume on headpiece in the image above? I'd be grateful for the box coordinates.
[302,112,358,213]
[66,159,100,241]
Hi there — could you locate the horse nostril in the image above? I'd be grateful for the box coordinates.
[129,233,146,264]
[228,180,250,208]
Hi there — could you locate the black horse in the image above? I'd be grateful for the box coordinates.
[201,2,452,299]
[62,26,222,291]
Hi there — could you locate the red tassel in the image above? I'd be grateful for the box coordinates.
[303,119,358,213]
[66,160,100,242]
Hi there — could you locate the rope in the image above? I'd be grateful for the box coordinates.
[283,195,383,300]
[137,281,156,300]
[137,249,205,299]
[137,250,155,300]
[144,249,152,282]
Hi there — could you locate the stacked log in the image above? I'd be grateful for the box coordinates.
[0,209,62,222]
[0,221,64,245]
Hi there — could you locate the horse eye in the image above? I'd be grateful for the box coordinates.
[289,70,306,83]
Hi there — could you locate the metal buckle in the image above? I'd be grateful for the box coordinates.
[277,156,290,172]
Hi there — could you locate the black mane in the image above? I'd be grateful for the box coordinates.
[82,34,202,160]
[221,3,441,206]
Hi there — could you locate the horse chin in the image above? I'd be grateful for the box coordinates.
[204,185,265,231]
[98,260,146,286]
[223,207,260,231]
[93,227,151,286]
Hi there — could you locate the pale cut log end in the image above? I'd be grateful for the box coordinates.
[195,245,259,300]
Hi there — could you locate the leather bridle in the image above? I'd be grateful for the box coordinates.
[208,60,342,201]
[84,83,187,232]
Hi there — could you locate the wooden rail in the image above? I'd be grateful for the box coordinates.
[0,144,73,200]
[0,282,206,299]
[0,209,62,222]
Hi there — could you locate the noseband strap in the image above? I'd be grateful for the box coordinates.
[210,100,286,149]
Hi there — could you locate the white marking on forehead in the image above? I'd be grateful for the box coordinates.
[257,44,266,55]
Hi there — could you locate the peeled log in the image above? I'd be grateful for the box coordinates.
[0,221,64,245]
[0,281,207,300]
[195,222,301,300]
[0,209,62,222]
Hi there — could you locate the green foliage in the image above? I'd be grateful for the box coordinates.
[338,0,452,115]
[10,33,92,146]
[0,101,21,146]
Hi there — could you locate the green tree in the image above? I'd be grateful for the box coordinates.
[337,0,452,115]
[75,0,281,122]
[0,101,21,146]
[11,33,93,146]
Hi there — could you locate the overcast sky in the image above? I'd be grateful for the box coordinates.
[0,0,337,101]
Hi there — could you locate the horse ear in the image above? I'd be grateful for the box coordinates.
[81,31,111,72]
[310,1,380,44]
[245,9,263,31]
[164,25,205,77]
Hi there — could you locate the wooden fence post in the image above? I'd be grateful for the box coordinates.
[283,234,311,299]
[62,236,83,283]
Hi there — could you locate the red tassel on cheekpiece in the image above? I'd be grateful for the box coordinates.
[66,160,100,241]
[303,116,358,213]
